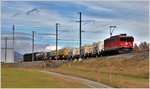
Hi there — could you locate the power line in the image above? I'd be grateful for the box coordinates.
[81,30,103,33]
[36,33,56,36]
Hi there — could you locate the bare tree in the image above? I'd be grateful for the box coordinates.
[143,42,149,51]
[133,43,139,52]
[139,42,149,51]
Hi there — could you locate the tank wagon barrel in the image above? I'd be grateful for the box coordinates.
[68,48,79,60]
[58,48,69,60]
[81,45,93,59]
[92,41,104,57]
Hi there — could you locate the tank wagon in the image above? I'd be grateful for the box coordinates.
[58,48,69,60]
[68,48,79,60]
[50,48,69,60]
[81,45,93,58]
[92,41,104,57]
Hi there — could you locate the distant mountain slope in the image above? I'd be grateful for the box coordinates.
[14,51,23,62]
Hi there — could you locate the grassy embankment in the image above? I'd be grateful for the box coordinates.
[48,54,149,88]
[1,67,89,88]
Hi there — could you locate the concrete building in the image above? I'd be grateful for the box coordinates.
[1,48,14,63]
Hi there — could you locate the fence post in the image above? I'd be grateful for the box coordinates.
[98,67,101,82]
[44,61,46,71]
[68,63,70,75]
[110,66,112,84]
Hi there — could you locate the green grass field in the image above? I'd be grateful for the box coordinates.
[1,52,149,88]
[1,67,89,88]
[48,55,149,88]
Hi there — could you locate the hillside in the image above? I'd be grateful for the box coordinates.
[2,51,149,88]
[47,52,149,88]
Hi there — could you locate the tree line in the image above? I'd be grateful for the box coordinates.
[133,42,149,52]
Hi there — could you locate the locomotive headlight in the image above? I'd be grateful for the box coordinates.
[125,42,128,45]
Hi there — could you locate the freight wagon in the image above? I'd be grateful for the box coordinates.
[58,48,69,60]
[68,48,79,60]
[50,48,69,60]
[47,52,50,60]
[92,41,104,57]
[24,52,44,62]
[81,45,93,58]
[50,50,57,60]
[24,52,49,62]
[24,53,36,62]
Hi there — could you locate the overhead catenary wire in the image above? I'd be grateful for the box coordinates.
[36,33,56,35]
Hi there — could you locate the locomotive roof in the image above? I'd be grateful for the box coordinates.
[105,34,133,40]
[111,34,133,38]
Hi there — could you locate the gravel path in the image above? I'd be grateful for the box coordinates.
[38,70,111,88]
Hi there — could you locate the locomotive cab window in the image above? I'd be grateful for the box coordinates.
[120,38,126,41]
[120,37,133,42]
[127,37,132,41]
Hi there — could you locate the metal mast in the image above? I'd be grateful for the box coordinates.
[56,23,60,60]
[5,37,7,63]
[12,25,15,61]
[79,12,82,59]
[32,31,35,62]
[76,12,94,60]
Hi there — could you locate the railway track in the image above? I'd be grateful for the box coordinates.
[81,51,149,60]
[106,51,149,58]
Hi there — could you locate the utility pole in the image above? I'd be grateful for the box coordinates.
[109,26,116,37]
[5,37,7,63]
[12,25,15,62]
[32,31,35,62]
[56,23,60,60]
[79,12,82,60]
[76,12,94,60]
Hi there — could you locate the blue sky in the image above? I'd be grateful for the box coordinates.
[1,1,149,54]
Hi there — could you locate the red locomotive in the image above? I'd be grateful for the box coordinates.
[104,34,134,53]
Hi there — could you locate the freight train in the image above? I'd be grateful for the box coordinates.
[23,34,134,61]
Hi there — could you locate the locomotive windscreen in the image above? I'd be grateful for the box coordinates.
[120,37,133,42]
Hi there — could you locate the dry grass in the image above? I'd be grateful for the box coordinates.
[47,54,149,88]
